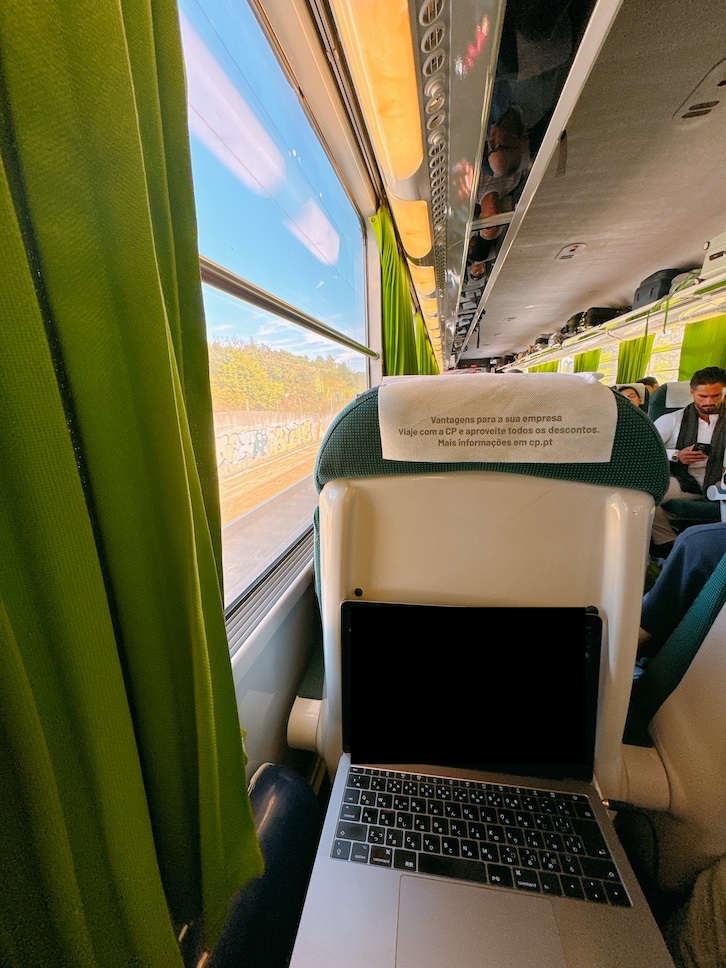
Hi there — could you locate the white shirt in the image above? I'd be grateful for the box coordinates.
[654,407,721,487]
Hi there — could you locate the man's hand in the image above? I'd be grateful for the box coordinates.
[675,444,708,464]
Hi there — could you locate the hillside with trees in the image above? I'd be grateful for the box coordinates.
[208,339,365,413]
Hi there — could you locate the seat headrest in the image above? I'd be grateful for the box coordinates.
[648,381,692,420]
[315,373,670,502]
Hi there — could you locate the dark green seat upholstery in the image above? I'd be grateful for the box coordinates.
[312,385,670,600]
[315,386,669,498]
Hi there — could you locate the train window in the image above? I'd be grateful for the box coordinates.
[179,0,369,608]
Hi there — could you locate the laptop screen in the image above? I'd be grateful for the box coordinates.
[341,602,601,782]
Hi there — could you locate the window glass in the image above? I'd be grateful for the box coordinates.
[205,286,365,605]
[179,0,366,345]
[178,0,369,607]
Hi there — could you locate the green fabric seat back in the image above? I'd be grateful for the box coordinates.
[647,381,691,420]
[312,386,670,600]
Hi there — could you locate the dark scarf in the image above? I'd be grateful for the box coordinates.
[672,403,726,494]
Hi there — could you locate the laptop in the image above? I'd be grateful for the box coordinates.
[289,602,674,968]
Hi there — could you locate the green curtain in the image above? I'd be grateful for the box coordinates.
[0,1,263,965]
[616,333,655,383]
[371,207,418,376]
[415,310,440,374]
[573,349,602,373]
[678,314,726,379]
[529,361,559,373]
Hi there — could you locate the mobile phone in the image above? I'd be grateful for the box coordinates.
[693,442,712,455]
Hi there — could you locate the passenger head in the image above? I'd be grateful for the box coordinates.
[468,234,489,278]
[617,385,642,405]
[479,192,505,240]
[469,260,487,280]
[486,109,525,177]
[640,376,659,390]
[689,366,726,414]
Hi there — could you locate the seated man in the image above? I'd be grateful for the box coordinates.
[650,366,726,551]
[638,521,726,658]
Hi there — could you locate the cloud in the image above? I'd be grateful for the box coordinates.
[180,12,286,196]
[284,198,340,266]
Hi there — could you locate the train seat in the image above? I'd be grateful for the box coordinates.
[618,551,726,899]
[647,381,692,419]
[615,382,650,412]
[296,373,670,804]
[648,381,721,529]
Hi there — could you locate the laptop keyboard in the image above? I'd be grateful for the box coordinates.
[331,767,631,907]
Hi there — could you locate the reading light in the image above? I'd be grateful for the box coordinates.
[407,262,437,297]
[388,194,432,259]
[329,0,424,182]
[419,296,438,316]
[422,312,443,361]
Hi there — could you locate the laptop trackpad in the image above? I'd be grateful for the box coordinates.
[396,876,567,968]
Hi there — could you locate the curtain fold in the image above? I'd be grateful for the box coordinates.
[370,207,418,376]
[529,361,559,373]
[0,1,262,964]
[573,349,602,373]
[678,314,726,379]
[415,310,440,375]
[616,333,655,383]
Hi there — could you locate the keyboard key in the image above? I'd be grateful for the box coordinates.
[404,831,422,851]
[605,882,631,907]
[583,878,608,903]
[422,834,441,853]
[561,875,585,900]
[350,842,369,863]
[370,845,393,867]
[487,864,514,889]
[419,854,489,884]
[539,871,563,897]
[513,868,541,892]
[580,857,620,881]
[336,821,366,841]
[332,839,351,860]
[479,843,499,863]
[460,840,479,859]
[394,849,417,871]
[386,829,404,848]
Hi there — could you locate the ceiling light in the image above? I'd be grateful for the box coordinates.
[328,0,423,182]
[407,262,437,297]
[388,194,432,259]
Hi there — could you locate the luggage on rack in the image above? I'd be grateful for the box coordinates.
[578,307,621,331]
[632,269,684,309]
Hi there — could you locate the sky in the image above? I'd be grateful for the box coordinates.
[178,0,368,370]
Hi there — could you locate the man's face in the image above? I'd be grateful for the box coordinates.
[621,387,640,405]
[469,260,487,280]
[691,382,726,415]
[486,125,523,176]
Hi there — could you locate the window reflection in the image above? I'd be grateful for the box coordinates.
[460,0,594,316]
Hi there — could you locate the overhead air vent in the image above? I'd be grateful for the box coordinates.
[555,243,587,260]
[673,59,725,124]
[419,0,444,27]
